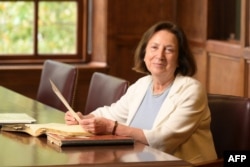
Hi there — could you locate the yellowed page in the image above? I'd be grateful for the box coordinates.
[25,123,93,137]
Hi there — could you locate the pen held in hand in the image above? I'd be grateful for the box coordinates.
[49,79,81,122]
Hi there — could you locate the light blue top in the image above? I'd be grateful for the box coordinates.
[129,82,171,129]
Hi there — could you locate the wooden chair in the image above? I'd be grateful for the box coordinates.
[84,72,129,115]
[37,60,78,112]
[194,94,250,167]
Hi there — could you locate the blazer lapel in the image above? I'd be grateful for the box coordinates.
[126,76,152,125]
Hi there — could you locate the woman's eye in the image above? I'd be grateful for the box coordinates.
[165,48,174,53]
[151,46,158,50]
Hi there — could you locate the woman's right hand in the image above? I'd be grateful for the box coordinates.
[64,111,83,125]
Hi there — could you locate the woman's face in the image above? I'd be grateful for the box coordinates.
[144,30,179,78]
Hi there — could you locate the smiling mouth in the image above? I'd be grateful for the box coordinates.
[153,62,166,66]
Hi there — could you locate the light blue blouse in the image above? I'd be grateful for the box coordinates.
[129,83,171,129]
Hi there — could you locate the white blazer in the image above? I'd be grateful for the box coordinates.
[92,74,217,163]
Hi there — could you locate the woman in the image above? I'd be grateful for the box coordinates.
[65,21,217,164]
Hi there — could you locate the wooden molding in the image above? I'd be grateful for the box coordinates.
[206,40,242,57]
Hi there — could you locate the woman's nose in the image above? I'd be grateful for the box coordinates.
[155,48,165,59]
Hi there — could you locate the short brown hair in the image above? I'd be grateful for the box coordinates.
[133,21,196,76]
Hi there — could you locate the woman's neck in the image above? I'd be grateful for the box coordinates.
[152,76,175,95]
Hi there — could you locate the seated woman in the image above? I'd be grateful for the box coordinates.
[65,21,217,164]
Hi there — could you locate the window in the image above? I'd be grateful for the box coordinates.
[0,0,86,62]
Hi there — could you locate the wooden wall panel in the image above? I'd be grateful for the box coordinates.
[243,48,250,97]
[243,0,250,97]
[107,0,176,84]
[245,59,250,97]
[112,38,145,84]
[175,0,208,88]
[0,67,41,99]
[176,0,208,43]
[207,52,245,96]
[108,0,176,35]
[206,40,246,96]
[192,48,208,87]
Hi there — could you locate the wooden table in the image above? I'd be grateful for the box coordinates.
[0,86,192,167]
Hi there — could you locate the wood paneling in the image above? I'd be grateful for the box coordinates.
[175,0,209,88]
[243,0,250,97]
[192,48,208,87]
[176,0,208,43]
[206,40,246,96]
[243,47,250,97]
[0,66,41,98]
[107,0,176,84]
[207,52,245,96]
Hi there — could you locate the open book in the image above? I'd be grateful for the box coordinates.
[1,123,93,137]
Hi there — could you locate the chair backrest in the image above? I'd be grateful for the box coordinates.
[207,94,250,158]
[37,60,78,112]
[84,72,129,115]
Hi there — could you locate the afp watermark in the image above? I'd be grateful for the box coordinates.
[224,151,250,167]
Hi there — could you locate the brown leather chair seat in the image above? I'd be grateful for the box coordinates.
[84,72,129,115]
[208,94,250,158]
[37,60,78,112]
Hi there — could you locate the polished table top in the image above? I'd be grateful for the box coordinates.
[0,86,192,167]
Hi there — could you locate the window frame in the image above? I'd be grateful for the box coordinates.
[0,0,88,64]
